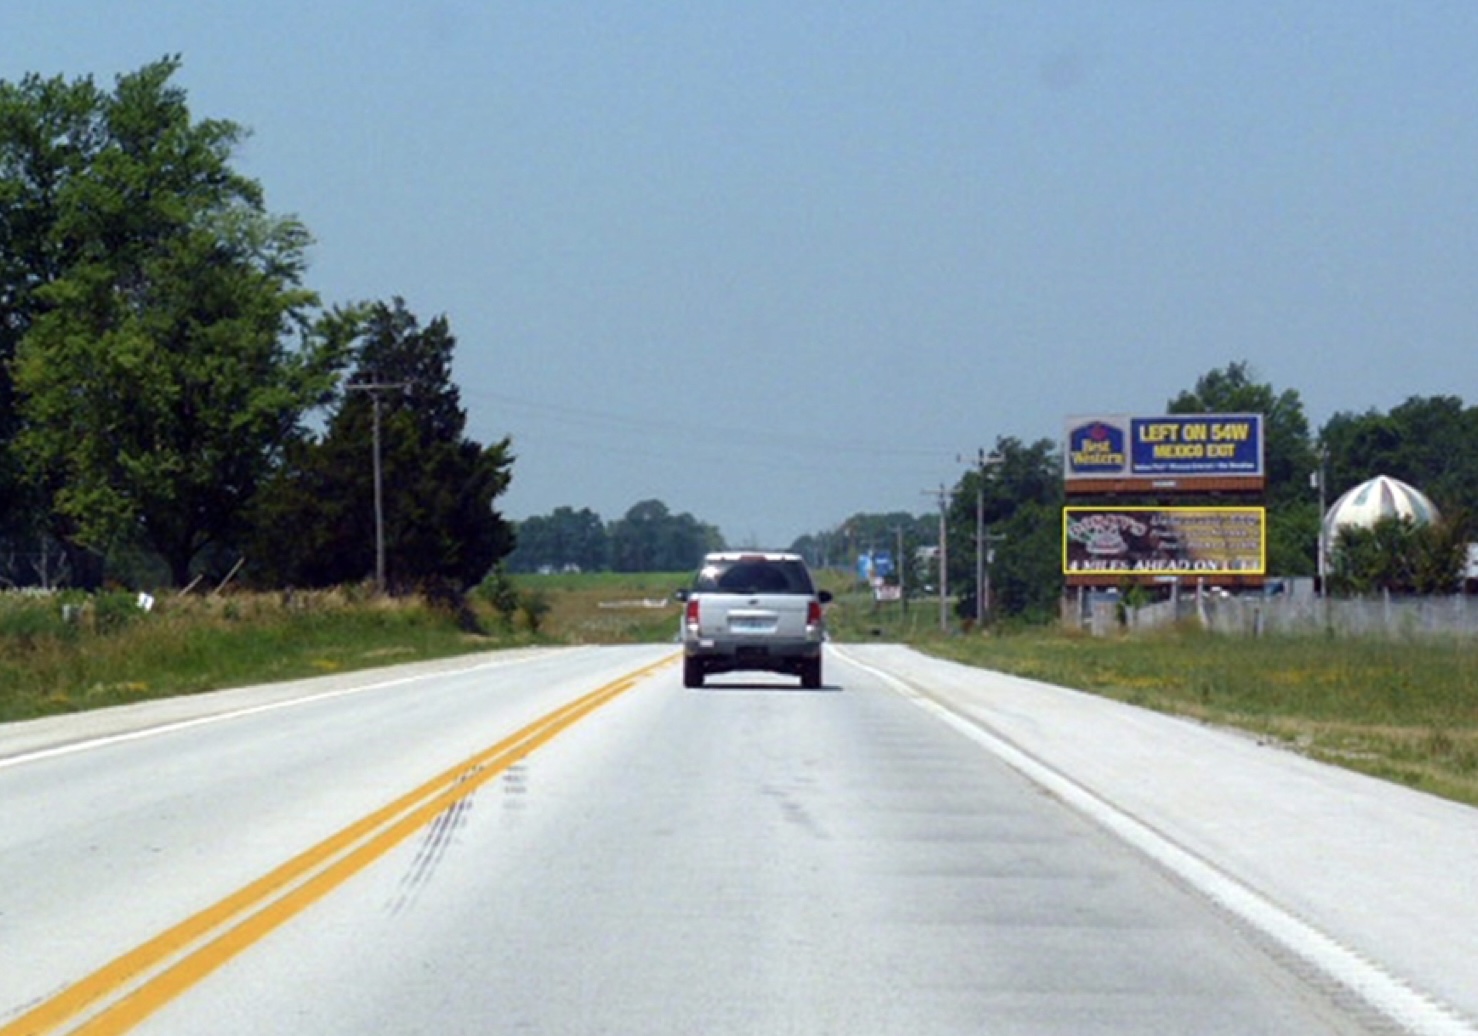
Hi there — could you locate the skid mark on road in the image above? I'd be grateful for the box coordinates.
[389,793,475,916]
[1,654,676,1036]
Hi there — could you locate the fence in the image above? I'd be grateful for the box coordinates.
[1071,582,1478,638]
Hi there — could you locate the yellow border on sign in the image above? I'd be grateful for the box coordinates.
[1062,506,1267,577]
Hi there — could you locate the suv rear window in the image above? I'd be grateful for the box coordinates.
[694,559,816,595]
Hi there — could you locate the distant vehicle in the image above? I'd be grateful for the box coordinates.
[675,552,832,689]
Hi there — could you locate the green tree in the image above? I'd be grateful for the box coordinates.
[0,68,104,557]
[1328,513,1469,596]
[250,299,514,591]
[788,531,842,572]
[6,58,342,585]
[1166,360,1315,504]
[508,506,609,573]
[988,499,1066,623]
[608,500,723,572]
[1320,396,1478,517]
[1167,361,1317,575]
[946,436,1063,622]
[803,512,931,579]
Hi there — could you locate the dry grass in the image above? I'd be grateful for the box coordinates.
[0,588,510,722]
[515,572,686,644]
[926,626,1478,807]
[13,575,1475,810]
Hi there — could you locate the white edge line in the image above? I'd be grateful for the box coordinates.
[0,652,561,772]
[840,648,1478,1036]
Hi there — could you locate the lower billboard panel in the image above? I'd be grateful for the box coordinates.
[1063,506,1265,577]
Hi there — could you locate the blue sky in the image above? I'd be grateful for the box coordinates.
[7,3,1478,547]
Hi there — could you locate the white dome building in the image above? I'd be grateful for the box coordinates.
[1322,475,1439,547]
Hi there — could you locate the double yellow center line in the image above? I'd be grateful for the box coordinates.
[4,654,674,1036]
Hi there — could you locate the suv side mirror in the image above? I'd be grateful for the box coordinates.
[673,589,690,602]
[818,590,833,603]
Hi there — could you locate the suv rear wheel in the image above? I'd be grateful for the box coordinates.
[683,657,706,689]
[800,657,822,690]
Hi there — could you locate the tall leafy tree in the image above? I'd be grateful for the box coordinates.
[508,506,608,573]
[1167,361,1318,575]
[946,436,1063,621]
[608,500,722,572]
[0,69,107,568]
[989,499,1067,622]
[5,58,342,585]
[1166,360,1315,505]
[251,299,514,591]
[1320,396,1478,516]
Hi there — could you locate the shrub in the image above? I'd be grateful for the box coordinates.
[0,595,74,647]
[477,566,521,631]
[91,591,148,633]
[518,589,551,634]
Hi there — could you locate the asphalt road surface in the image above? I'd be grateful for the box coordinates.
[3,644,1474,1035]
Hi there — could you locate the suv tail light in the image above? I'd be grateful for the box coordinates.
[685,598,701,627]
[807,600,824,626]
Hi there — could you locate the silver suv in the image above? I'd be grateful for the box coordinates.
[676,552,832,689]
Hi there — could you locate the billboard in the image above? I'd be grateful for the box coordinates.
[1063,507,1266,576]
[1065,414,1264,482]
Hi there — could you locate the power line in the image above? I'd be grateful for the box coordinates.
[463,387,956,460]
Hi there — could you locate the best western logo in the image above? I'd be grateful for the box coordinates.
[1067,422,1126,473]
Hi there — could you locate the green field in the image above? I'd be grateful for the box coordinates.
[513,570,689,644]
[3,574,1476,808]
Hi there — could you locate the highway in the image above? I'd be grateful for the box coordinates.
[3,644,1474,1035]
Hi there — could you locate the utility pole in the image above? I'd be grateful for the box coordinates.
[346,381,407,593]
[938,485,948,633]
[975,448,1004,627]
[924,485,948,633]
[895,524,908,613]
[1314,443,1328,599]
[976,464,985,627]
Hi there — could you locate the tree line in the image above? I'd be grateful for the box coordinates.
[507,500,722,574]
[511,362,1477,617]
[0,59,512,592]
[791,363,1476,621]
[10,63,1468,608]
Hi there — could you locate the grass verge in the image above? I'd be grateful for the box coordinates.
[920,625,1478,808]
[0,588,538,723]
[0,574,692,725]
[8,575,1477,812]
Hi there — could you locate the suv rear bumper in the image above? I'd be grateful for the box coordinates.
[683,636,822,674]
